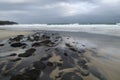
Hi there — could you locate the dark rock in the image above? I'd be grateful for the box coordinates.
[32,40,55,47]
[26,48,36,53]
[52,33,54,35]
[78,59,87,66]
[55,75,61,79]
[40,55,51,61]
[34,36,40,41]
[54,39,58,42]
[8,41,12,44]
[61,72,83,80]
[65,43,72,47]
[9,35,24,42]
[32,42,42,47]
[27,36,34,41]
[33,61,46,70]
[65,43,77,52]
[72,42,76,43]
[82,64,88,70]
[67,38,69,39]
[10,58,21,62]
[41,34,50,39]
[57,63,62,67]
[64,53,68,56]
[0,44,4,46]
[22,45,26,49]
[78,49,86,54]
[11,42,27,47]
[82,44,85,47]
[9,53,17,56]
[10,75,25,80]
[14,35,24,41]
[41,40,51,44]
[10,69,41,80]
[18,48,36,57]
[41,40,56,47]
[45,48,50,52]
[0,63,6,72]
[23,69,41,80]
[69,47,77,52]
[47,62,53,67]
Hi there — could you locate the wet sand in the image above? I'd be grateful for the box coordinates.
[60,31,120,80]
[0,30,120,80]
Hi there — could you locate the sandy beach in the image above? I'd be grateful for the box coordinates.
[0,30,120,80]
[0,30,32,40]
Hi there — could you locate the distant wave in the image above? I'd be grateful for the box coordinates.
[0,24,120,36]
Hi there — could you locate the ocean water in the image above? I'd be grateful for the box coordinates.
[0,24,120,36]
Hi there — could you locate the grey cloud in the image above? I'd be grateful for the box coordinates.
[0,0,120,24]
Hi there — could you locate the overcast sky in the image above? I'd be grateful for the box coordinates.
[0,0,120,24]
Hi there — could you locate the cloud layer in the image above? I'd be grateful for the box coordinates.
[0,0,120,23]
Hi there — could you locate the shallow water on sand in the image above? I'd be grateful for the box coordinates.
[60,32,120,80]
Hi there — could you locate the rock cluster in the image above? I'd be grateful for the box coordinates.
[0,32,106,80]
